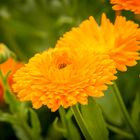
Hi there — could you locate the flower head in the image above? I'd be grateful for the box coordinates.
[13,47,116,111]
[56,14,140,71]
[110,0,140,14]
[0,58,23,102]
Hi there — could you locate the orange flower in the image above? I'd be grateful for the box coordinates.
[55,14,140,71]
[0,84,4,102]
[13,47,116,111]
[110,0,140,14]
[0,58,23,102]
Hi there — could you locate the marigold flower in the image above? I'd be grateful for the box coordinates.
[13,47,116,111]
[0,58,23,102]
[55,14,140,71]
[110,0,140,14]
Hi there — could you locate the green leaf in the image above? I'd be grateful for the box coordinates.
[66,111,81,140]
[0,111,31,140]
[47,122,64,140]
[131,93,140,133]
[53,117,65,133]
[0,111,15,123]
[81,98,109,140]
[4,89,20,113]
[12,124,31,140]
[29,109,42,140]
[18,102,29,121]
[53,110,81,140]
[96,88,123,126]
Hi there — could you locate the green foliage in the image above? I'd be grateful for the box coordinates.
[29,109,42,136]
[52,109,81,140]
[96,88,123,126]
[0,0,113,61]
[0,71,42,140]
[81,98,109,140]
[131,93,140,134]
[65,110,81,140]
[0,0,140,140]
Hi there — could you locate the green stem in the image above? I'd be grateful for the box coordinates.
[0,70,8,86]
[107,124,133,139]
[58,107,69,139]
[71,105,93,140]
[111,83,140,140]
[59,107,67,130]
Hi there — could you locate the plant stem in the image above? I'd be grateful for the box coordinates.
[58,107,69,139]
[71,105,93,140]
[111,83,140,140]
[107,124,133,139]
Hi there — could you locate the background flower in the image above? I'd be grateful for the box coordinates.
[13,47,116,111]
[55,14,140,71]
[110,0,140,14]
[0,58,23,102]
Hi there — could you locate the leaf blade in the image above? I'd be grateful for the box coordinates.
[81,98,109,140]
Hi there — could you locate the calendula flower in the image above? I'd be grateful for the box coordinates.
[13,47,116,111]
[110,0,140,14]
[0,58,23,102]
[56,14,140,71]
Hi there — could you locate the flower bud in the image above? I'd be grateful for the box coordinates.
[0,43,15,64]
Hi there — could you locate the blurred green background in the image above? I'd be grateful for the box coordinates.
[0,0,114,61]
[0,0,140,140]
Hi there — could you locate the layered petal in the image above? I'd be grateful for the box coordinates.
[110,0,140,14]
[56,14,140,71]
[13,47,116,111]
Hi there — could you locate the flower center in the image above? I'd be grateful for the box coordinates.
[53,52,73,70]
[58,63,67,69]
